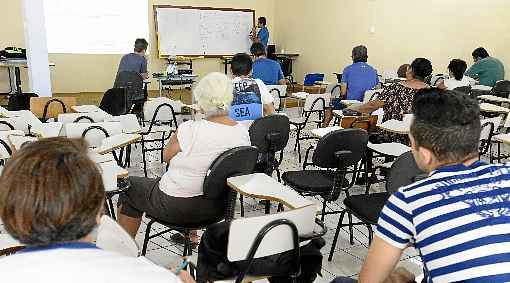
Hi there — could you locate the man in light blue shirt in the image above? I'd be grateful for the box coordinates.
[323,45,379,127]
[250,42,285,86]
[251,17,269,48]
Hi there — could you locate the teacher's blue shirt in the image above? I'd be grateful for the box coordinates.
[257,27,269,48]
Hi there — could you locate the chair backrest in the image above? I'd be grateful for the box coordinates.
[303,93,330,112]
[249,115,290,154]
[386,151,425,194]
[364,89,381,103]
[30,97,77,119]
[202,146,258,200]
[143,98,182,129]
[491,80,510,98]
[100,88,129,116]
[105,114,142,134]
[58,112,105,124]
[113,71,144,102]
[0,117,31,134]
[313,128,368,169]
[65,122,122,148]
[96,215,139,258]
[227,204,316,262]
[267,85,288,111]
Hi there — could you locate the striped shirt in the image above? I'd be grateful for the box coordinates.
[377,161,510,282]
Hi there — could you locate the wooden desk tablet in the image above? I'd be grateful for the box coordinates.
[378,119,411,134]
[478,95,510,104]
[310,126,343,138]
[368,142,411,157]
[227,173,314,209]
[94,133,142,155]
[479,103,510,114]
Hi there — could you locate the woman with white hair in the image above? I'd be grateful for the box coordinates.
[118,72,250,243]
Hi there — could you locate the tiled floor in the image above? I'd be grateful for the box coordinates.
[120,107,424,282]
[0,107,427,282]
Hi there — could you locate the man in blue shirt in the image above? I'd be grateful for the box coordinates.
[117,38,149,79]
[334,89,510,283]
[251,17,269,48]
[323,45,379,127]
[250,42,285,86]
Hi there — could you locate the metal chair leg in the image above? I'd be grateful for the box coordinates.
[106,195,116,220]
[142,139,148,177]
[328,210,346,261]
[348,212,354,245]
[321,201,327,221]
[240,195,245,217]
[141,219,155,255]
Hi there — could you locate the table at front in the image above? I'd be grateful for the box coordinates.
[0,59,56,95]
[153,74,197,98]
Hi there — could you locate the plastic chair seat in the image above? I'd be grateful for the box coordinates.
[283,170,348,194]
[344,192,390,224]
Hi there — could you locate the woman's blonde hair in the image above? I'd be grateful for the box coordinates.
[194,72,234,114]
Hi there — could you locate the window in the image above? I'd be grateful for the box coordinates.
[43,0,149,54]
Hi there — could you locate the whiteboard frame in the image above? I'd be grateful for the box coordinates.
[154,5,256,58]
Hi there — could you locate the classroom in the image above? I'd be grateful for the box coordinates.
[1,0,510,282]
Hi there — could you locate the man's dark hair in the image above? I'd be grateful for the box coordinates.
[411,88,481,163]
[0,138,105,246]
[250,42,266,57]
[231,53,253,76]
[472,47,490,59]
[410,58,433,81]
[352,45,368,63]
[448,59,468,80]
[397,64,410,78]
[258,17,267,26]
[134,38,148,52]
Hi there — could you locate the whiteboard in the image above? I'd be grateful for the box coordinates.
[154,6,255,57]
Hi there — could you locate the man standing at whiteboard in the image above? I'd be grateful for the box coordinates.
[117,38,149,80]
[251,17,269,49]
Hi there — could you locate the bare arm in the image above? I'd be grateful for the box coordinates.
[163,130,182,163]
[350,99,384,114]
[358,236,404,283]
[264,103,276,116]
[278,79,287,85]
[340,83,348,98]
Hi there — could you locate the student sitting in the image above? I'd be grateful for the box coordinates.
[0,137,193,283]
[230,53,275,127]
[438,59,474,90]
[465,47,505,87]
[337,89,510,282]
[117,72,251,244]
[349,58,432,143]
[323,45,379,127]
[251,42,286,86]
[117,38,149,79]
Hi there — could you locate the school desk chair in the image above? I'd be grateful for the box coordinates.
[141,98,181,177]
[289,93,330,163]
[283,128,368,221]
[141,146,258,257]
[328,151,425,261]
[188,204,327,283]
